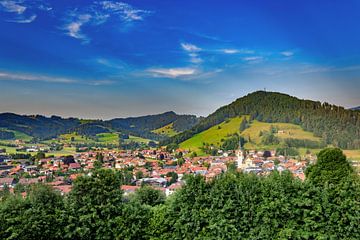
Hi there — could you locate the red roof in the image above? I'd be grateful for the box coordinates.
[69,163,81,169]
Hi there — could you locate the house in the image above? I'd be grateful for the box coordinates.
[53,185,72,195]
[121,185,140,196]
[18,178,39,185]
[0,178,15,188]
[138,177,167,188]
[166,182,183,196]
[69,162,81,170]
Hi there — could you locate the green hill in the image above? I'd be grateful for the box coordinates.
[165,91,360,149]
[179,117,324,154]
[240,120,322,149]
[152,123,179,137]
[180,116,244,153]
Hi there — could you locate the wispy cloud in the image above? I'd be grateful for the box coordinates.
[0,0,26,14]
[146,67,222,81]
[147,67,198,78]
[181,42,203,64]
[222,49,239,54]
[0,71,77,83]
[0,0,51,23]
[0,70,115,86]
[63,14,92,42]
[281,51,294,57]
[98,1,152,22]
[7,14,36,23]
[181,42,202,52]
[242,56,264,63]
[62,1,152,43]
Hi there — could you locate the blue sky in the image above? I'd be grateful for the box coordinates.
[0,0,359,119]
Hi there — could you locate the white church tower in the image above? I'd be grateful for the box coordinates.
[236,139,244,169]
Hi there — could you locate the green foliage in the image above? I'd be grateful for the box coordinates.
[306,148,355,186]
[166,143,179,153]
[132,185,165,207]
[221,134,246,151]
[0,130,15,140]
[64,169,123,239]
[261,131,280,145]
[0,184,64,240]
[276,147,299,156]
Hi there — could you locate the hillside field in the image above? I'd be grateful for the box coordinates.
[152,123,178,137]
[180,117,325,155]
[180,116,244,154]
[241,120,322,149]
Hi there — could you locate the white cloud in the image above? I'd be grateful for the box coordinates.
[181,42,201,52]
[147,67,198,78]
[0,0,26,14]
[62,1,152,42]
[0,0,52,23]
[0,71,78,83]
[63,14,92,42]
[98,1,151,21]
[281,51,294,57]
[222,49,238,54]
[242,56,264,63]
[0,70,115,85]
[7,14,36,23]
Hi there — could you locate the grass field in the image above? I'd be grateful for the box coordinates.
[126,135,151,144]
[0,128,33,142]
[152,123,178,137]
[96,133,119,144]
[241,120,321,149]
[180,116,244,154]
[179,117,325,154]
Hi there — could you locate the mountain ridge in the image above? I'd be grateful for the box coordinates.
[0,111,200,141]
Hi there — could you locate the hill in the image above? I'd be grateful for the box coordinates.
[0,111,200,141]
[165,91,360,149]
[180,116,244,153]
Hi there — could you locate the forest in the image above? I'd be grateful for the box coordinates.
[0,148,359,240]
[165,91,360,149]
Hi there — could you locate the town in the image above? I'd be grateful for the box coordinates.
[0,144,314,197]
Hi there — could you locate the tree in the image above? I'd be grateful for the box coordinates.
[132,185,165,207]
[93,160,103,169]
[136,170,144,180]
[306,148,354,186]
[0,184,64,240]
[239,118,248,132]
[95,152,104,163]
[166,172,178,185]
[35,152,46,160]
[64,169,123,239]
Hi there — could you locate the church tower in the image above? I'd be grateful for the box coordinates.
[236,139,244,169]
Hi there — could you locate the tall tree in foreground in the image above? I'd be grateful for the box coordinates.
[64,169,123,240]
[305,148,354,185]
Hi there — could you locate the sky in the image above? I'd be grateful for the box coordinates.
[0,0,360,119]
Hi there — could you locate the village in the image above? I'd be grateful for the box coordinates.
[0,145,314,197]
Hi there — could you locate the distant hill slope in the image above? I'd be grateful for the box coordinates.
[165,91,360,149]
[180,116,244,153]
[0,111,200,141]
[0,113,80,139]
[351,106,360,111]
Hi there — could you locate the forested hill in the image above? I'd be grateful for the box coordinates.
[0,112,200,141]
[164,91,360,149]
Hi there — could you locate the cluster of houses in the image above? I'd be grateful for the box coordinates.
[0,147,315,197]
